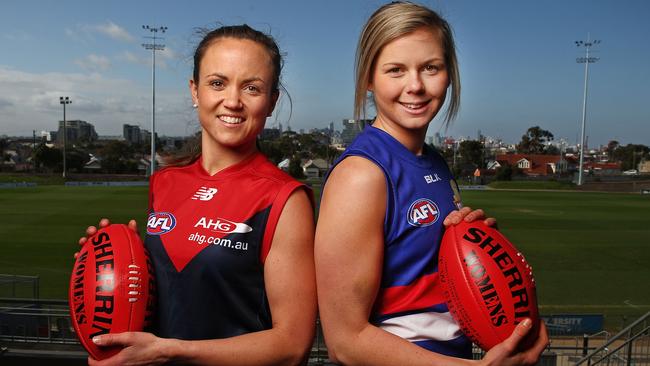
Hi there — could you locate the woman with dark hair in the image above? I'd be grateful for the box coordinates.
[80,24,316,366]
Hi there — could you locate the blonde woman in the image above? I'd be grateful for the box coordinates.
[315,2,548,365]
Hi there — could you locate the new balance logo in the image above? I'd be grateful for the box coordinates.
[192,187,218,201]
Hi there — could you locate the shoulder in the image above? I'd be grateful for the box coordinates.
[250,154,299,185]
[149,163,194,189]
[323,156,386,206]
[330,155,384,182]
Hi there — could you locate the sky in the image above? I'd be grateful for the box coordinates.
[0,0,649,147]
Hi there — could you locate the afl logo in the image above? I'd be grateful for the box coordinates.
[147,212,176,235]
[407,199,440,227]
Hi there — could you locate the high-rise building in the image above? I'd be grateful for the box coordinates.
[341,119,372,146]
[56,120,98,145]
[123,124,142,144]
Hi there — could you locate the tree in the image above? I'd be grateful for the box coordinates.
[495,164,513,181]
[606,140,620,161]
[517,126,554,154]
[495,163,523,181]
[611,144,650,171]
[33,144,62,172]
[288,157,305,179]
[0,138,8,154]
[67,148,90,173]
[100,141,136,173]
[458,140,484,168]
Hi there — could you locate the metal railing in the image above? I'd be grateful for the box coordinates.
[0,275,39,299]
[576,311,650,365]
[3,297,650,366]
[0,298,77,344]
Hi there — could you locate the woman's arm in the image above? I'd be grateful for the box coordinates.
[315,156,466,366]
[89,188,317,366]
[314,157,547,366]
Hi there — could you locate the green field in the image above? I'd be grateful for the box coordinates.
[1,185,649,330]
[461,189,650,329]
[0,186,148,300]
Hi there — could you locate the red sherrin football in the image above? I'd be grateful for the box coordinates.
[69,224,155,360]
[439,220,539,351]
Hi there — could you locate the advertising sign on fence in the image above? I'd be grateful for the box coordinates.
[541,314,604,335]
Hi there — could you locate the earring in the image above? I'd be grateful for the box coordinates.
[192,103,198,108]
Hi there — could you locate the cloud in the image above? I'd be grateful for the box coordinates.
[94,21,135,43]
[0,66,191,136]
[118,51,150,67]
[3,31,32,41]
[74,54,111,72]
[118,49,177,70]
[160,47,178,60]
[65,21,135,43]
[0,98,12,109]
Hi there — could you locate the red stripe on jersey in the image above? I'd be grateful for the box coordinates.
[260,182,312,263]
[373,272,445,316]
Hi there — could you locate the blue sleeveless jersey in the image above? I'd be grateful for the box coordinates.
[327,125,472,358]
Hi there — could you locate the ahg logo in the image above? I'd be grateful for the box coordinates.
[192,187,218,201]
[194,217,253,234]
[407,199,440,227]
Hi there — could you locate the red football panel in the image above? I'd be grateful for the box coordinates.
[441,223,501,350]
[440,221,539,351]
[69,224,152,360]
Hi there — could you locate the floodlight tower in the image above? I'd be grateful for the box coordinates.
[59,96,71,179]
[575,34,600,186]
[142,25,167,175]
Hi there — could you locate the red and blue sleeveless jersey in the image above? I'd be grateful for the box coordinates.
[327,125,472,358]
[144,152,305,340]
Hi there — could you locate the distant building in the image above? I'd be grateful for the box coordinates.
[123,124,142,144]
[494,154,567,176]
[277,158,290,172]
[57,120,98,145]
[433,132,443,148]
[260,128,281,140]
[302,158,329,178]
[583,161,622,175]
[39,130,52,142]
[639,160,650,174]
[141,129,153,144]
[341,119,372,146]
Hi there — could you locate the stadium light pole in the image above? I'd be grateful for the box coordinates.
[59,96,71,179]
[575,34,600,186]
[142,25,167,176]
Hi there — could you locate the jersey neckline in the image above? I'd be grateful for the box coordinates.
[367,125,437,169]
[192,151,265,180]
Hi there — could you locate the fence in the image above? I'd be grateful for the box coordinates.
[2,296,649,365]
[0,275,39,299]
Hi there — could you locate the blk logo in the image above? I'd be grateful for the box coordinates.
[407,199,440,227]
[424,174,441,184]
[192,187,218,201]
[147,212,176,235]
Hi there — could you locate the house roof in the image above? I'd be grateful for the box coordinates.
[496,154,562,176]
[583,162,621,170]
[277,158,290,169]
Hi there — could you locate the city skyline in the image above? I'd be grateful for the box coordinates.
[1,0,649,146]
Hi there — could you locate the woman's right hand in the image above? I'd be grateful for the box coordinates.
[75,219,138,258]
[480,318,549,366]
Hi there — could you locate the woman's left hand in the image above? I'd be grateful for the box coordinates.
[443,206,497,227]
[88,332,175,366]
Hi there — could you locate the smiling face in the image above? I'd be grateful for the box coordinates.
[190,37,278,155]
[369,28,449,150]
